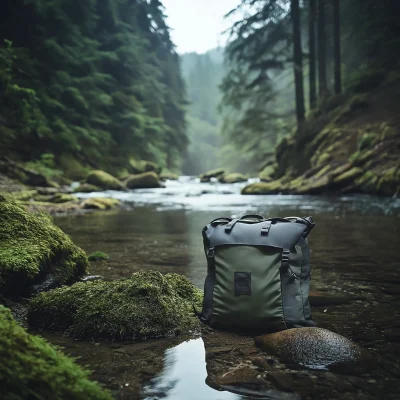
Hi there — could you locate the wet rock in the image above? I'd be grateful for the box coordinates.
[125,172,162,189]
[266,371,294,392]
[47,193,79,203]
[74,183,102,193]
[0,196,88,298]
[0,305,112,400]
[219,173,248,184]
[242,180,288,195]
[160,172,179,181]
[214,366,260,385]
[383,328,400,342]
[81,198,120,210]
[128,159,162,175]
[86,170,124,191]
[28,270,202,340]
[199,168,225,182]
[252,356,273,370]
[255,328,374,372]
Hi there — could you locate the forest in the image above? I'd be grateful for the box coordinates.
[1,1,400,399]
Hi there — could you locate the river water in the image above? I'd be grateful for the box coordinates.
[49,177,400,400]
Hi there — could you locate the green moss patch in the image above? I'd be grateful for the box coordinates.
[125,172,161,189]
[88,252,109,262]
[0,305,111,400]
[29,270,202,340]
[82,197,121,210]
[0,197,88,296]
[242,180,287,195]
[220,173,248,184]
[86,170,123,191]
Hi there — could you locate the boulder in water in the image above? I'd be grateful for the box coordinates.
[220,173,248,184]
[125,171,162,189]
[255,327,374,372]
[199,168,225,182]
[86,170,124,191]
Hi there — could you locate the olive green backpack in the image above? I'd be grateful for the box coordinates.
[198,214,316,332]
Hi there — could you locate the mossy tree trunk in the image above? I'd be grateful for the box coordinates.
[317,0,328,98]
[333,0,342,94]
[309,0,317,108]
[291,0,305,124]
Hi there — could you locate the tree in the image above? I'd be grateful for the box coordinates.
[308,0,317,107]
[317,0,327,97]
[291,0,305,123]
[333,0,341,94]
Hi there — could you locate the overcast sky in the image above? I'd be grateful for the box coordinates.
[162,0,240,54]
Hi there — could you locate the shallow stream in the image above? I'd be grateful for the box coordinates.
[47,177,400,399]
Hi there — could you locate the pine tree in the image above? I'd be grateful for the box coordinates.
[333,0,341,94]
[291,0,305,123]
[309,0,317,107]
[317,0,328,97]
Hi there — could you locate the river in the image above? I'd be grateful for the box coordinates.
[47,177,400,399]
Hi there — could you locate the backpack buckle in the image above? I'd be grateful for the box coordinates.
[261,221,272,235]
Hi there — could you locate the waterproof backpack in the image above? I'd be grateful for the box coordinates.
[198,214,316,332]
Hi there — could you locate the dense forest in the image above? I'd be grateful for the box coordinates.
[0,0,187,179]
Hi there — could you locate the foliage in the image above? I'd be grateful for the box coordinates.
[0,0,187,173]
[0,305,112,400]
[28,270,203,340]
[0,196,88,296]
[88,251,109,262]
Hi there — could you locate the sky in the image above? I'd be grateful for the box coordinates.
[162,0,240,55]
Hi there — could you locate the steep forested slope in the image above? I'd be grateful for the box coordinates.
[0,0,187,178]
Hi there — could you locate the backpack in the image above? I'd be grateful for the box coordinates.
[198,214,316,332]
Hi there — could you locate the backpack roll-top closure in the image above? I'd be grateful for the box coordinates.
[199,216,315,331]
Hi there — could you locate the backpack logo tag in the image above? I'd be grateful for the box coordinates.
[234,272,251,296]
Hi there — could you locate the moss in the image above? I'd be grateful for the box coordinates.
[376,167,400,196]
[199,168,225,182]
[58,155,89,181]
[47,193,79,203]
[0,197,88,297]
[333,167,363,185]
[357,132,378,152]
[313,164,332,180]
[125,172,161,189]
[315,152,331,166]
[242,180,287,195]
[160,171,179,181]
[74,183,102,193]
[128,159,162,175]
[219,173,248,184]
[355,171,379,193]
[88,252,109,262]
[81,197,121,210]
[8,190,38,201]
[259,165,276,181]
[0,305,112,400]
[28,270,202,340]
[295,175,331,195]
[86,170,123,191]
[379,123,397,141]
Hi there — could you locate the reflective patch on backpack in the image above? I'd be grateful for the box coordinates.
[234,272,251,296]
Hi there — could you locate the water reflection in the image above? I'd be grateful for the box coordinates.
[143,338,300,400]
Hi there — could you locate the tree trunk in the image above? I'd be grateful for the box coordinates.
[333,0,342,94]
[309,0,317,108]
[317,0,327,97]
[291,0,305,124]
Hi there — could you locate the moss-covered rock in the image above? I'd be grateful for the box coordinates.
[199,168,225,182]
[0,305,112,400]
[28,270,202,340]
[128,159,162,175]
[86,170,124,191]
[376,167,400,196]
[242,180,287,195]
[0,197,88,297]
[7,189,38,201]
[160,171,179,181]
[74,183,102,193]
[81,197,121,210]
[258,165,276,181]
[88,252,109,261]
[333,167,363,185]
[125,172,162,189]
[47,193,79,203]
[220,173,248,184]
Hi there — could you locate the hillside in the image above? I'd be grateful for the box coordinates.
[243,72,400,197]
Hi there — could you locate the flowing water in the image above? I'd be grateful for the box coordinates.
[48,177,400,400]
